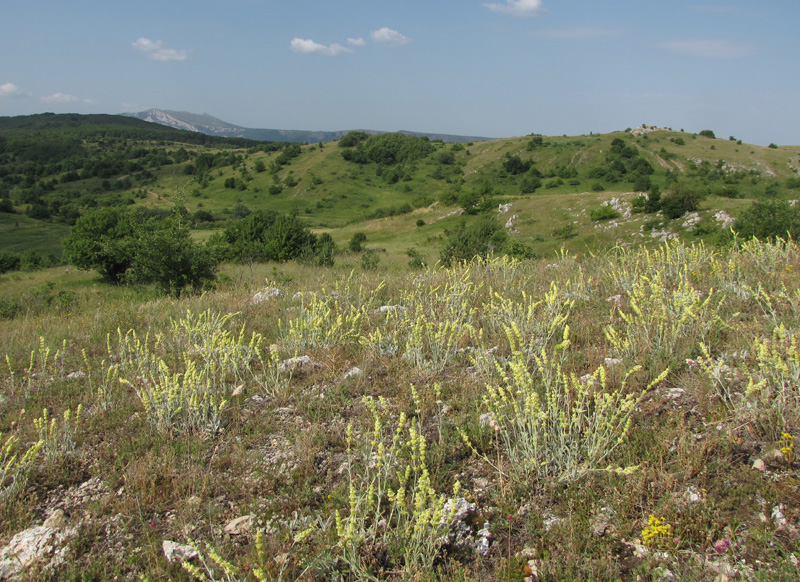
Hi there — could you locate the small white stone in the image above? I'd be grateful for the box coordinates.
[224,515,254,536]
[163,540,198,563]
[752,458,766,472]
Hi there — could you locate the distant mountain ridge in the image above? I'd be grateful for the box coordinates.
[121,109,492,144]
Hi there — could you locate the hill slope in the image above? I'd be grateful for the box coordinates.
[121,108,494,144]
[2,115,799,262]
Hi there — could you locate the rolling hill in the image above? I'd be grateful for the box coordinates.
[121,109,494,144]
[1,114,799,264]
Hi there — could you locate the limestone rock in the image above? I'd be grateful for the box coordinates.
[0,510,76,579]
[252,287,282,304]
[162,540,198,563]
[224,515,254,536]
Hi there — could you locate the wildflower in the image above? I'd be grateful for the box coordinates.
[713,539,730,554]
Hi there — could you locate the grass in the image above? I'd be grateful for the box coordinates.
[1,237,799,580]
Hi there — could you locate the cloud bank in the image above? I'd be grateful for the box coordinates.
[484,0,544,17]
[41,93,79,103]
[370,27,411,46]
[0,82,25,98]
[290,38,353,56]
[132,38,189,61]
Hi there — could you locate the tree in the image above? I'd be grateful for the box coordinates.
[63,206,139,282]
[132,211,217,296]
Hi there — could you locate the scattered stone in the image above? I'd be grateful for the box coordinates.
[279,355,320,373]
[66,371,86,380]
[666,388,685,400]
[764,448,785,464]
[343,367,363,380]
[479,413,498,431]
[591,506,615,537]
[224,515,254,536]
[375,305,406,314]
[752,458,767,472]
[0,510,76,579]
[604,357,623,367]
[683,485,704,505]
[771,504,788,530]
[231,384,245,397]
[443,497,477,524]
[607,294,623,305]
[475,521,492,556]
[162,540,198,563]
[252,287,282,304]
[498,203,512,214]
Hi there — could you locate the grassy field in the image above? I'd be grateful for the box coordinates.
[1,237,799,581]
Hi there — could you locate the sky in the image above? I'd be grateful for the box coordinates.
[1,0,798,146]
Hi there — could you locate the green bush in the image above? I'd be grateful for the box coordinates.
[0,251,21,274]
[63,206,217,295]
[440,214,507,266]
[733,199,800,241]
[590,205,622,221]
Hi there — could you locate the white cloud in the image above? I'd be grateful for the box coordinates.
[132,37,189,61]
[40,93,79,103]
[290,38,353,56]
[348,37,366,47]
[660,39,758,60]
[370,27,411,46]
[0,82,25,98]
[484,0,544,17]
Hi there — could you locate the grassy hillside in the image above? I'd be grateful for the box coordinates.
[1,238,799,580]
[2,116,799,263]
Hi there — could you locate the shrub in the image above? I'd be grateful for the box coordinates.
[660,181,702,219]
[0,251,21,274]
[440,214,507,266]
[222,210,317,263]
[590,205,622,221]
[348,232,367,253]
[699,129,716,139]
[733,198,800,241]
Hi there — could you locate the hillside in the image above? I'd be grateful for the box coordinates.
[121,109,493,144]
[1,114,799,264]
[1,238,799,580]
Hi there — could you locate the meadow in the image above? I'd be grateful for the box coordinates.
[1,236,799,581]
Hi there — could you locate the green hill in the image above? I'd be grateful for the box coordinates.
[1,115,799,262]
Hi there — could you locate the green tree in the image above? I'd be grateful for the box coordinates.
[63,206,139,282]
[131,210,217,296]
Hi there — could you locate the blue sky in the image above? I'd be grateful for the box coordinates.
[1,0,797,145]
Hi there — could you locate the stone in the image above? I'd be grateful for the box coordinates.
[591,506,615,537]
[0,514,76,579]
[224,515,254,536]
[252,287,282,304]
[343,367,363,380]
[66,371,86,380]
[162,540,198,563]
[752,458,766,472]
[279,355,320,373]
